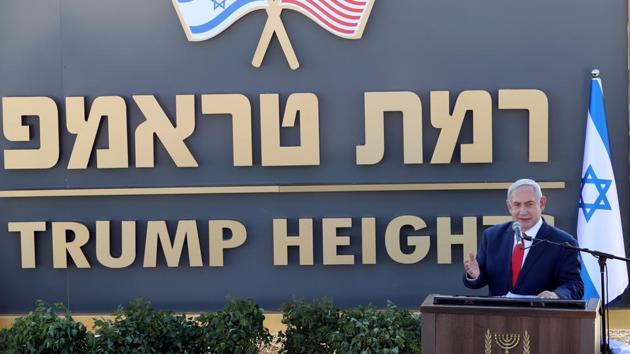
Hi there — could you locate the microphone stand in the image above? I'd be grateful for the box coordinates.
[529,236,630,354]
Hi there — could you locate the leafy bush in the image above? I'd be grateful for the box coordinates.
[330,301,421,354]
[89,298,204,354]
[0,327,10,352]
[0,300,89,354]
[197,298,271,354]
[277,298,339,354]
[0,298,422,354]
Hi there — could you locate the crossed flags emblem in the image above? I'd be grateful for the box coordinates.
[172,0,375,70]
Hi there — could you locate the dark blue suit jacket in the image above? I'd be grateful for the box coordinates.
[463,221,584,300]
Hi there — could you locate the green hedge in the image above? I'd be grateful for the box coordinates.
[278,299,421,354]
[0,298,421,353]
[0,300,88,354]
[330,301,421,354]
[0,299,269,354]
[88,299,205,353]
[90,298,270,354]
[195,298,271,353]
[277,297,339,353]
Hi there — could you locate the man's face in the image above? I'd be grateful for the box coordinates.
[506,186,547,232]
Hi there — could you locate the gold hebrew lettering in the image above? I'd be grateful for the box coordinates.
[134,95,197,168]
[2,97,59,169]
[357,92,422,165]
[66,96,128,169]
[498,89,548,162]
[202,94,253,166]
[430,90,492,164]
[260,93,320,166]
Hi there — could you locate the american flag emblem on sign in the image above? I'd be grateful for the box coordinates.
[172,0,376,70]
[279,0,375,39]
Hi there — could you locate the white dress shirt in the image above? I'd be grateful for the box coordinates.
[513,218,543,266]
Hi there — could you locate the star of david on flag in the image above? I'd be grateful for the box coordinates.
[212,0,226,9]
[579,165,612,222]
[577,71,628,303]
[172,0,375,70]
[172,0,269,42]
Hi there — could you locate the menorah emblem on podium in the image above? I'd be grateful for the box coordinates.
[494,333,520,353]
[484,329,530,354]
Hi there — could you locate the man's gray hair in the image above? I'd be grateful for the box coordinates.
[507,178,543,200]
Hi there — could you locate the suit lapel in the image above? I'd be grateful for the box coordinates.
[516,222,551,285]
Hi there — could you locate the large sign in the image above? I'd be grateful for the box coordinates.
[0,0,628,312]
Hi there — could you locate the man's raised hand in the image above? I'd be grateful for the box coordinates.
[464,252,480,280]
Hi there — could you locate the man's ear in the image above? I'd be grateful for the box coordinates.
[539,196,548,210]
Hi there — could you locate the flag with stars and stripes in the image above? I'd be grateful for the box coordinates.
[279,0,375,39]
[172,0,268,41]
[577,73,628,303]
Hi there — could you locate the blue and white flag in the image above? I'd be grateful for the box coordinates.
[172,0,268,41]
[578,74,628,302]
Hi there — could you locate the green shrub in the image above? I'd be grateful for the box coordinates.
[89,298,205,354]
[0,300,89,354]
[0,297,422,354]
[330,301,421,354]
[196,298,271,354]
[277,298,339,354]
[0,327,8,351]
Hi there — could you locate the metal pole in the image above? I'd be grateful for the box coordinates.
[599,257,611,354]
[627,0,630,185]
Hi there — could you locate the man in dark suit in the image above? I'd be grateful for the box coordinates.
[463,179,584,300]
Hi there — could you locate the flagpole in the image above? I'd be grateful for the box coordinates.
[252,0,300,70]
[589,68,611,354]
[577,68,630,354]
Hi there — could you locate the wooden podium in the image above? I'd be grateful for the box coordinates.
[420,294,600,354]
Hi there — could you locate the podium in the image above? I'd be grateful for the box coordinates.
[420,294,600,354]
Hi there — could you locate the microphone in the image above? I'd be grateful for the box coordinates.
[512,222,533,248]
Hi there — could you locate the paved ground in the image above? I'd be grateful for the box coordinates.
[611,329,630,344]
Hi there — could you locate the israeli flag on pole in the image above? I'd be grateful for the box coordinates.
[578,72,628,302]
[172,0,268,41]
